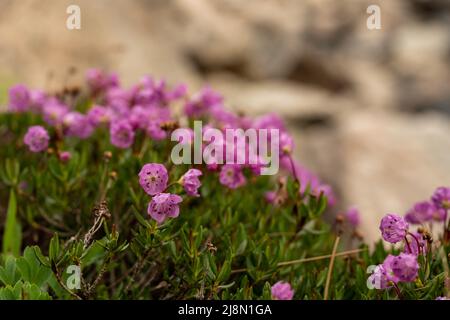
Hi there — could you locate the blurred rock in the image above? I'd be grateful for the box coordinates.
[337,111,450,241]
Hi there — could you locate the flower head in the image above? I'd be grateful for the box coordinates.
[379,214,409,243]
[42,100,69,126]
[180,169,202,197]
[219,165,246,189]
[253,113,286,132]
[106,87,132,113]
[404,201,435,224]
[368,264,392,290]
[59,151,72,163]
[432,187,450,210]
[147,193,182,223]
[313,184,336,207]
[382,254,400,284]
[87,105,112,126]
[184,86,223,118]
[391,253,419,282]
[86,69,119,92]
[265,191,277,204]
[139,163,168,196]
[29,89,47,112]
[24,126,50,153]
[63,112,94,139]
[110,119,135,149]
[9,84,30,112]
[271,281,294,300]
[345,207,360,227]
[279,132,294,155]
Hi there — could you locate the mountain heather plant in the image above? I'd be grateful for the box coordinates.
[0,69,449,300]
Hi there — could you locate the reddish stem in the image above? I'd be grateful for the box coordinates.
[408,232,422,256]
[404,236,412,254]
[392,283,403,300]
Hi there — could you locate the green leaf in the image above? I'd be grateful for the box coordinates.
[2,189,21,256]
[32,246,50,268]
[0,282,22,300]
[0,256,19,286]
[4,158,20,185]
[16,247,52,287]
[49,233,60,263]
[22,282,51,300]
[216,259,231,284]
[262,282,272,299]
[203,254,216,281]
[133,207,150,228]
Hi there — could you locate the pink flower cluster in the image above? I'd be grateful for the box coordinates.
[12,69,334,205]
[368,253,419,289]
[138,163,202,223]
[11,71,186,149]
[372,186,450,293]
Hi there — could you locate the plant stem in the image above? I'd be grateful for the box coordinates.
[392,283,403,300]
[84,255,112,299]
[404,236,412,254]
[324,236,340,300]
[53,265,83,300]
[230,248,367,274]
[408,232,422,255]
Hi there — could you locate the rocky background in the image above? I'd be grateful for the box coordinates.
[0,0,449,241]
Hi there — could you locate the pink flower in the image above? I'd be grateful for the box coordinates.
[404,201,435,224]
[368,264,392,290]
[106,87,132,113]
[147,193,183,223]
[280,157,336,207]
[87,105,112,126]
[314,184,336,207]
[8,84,30,112]
[139,163,168,196]
[147,123,167,141]
[29,89,47,113]
[345,207,360,227]
[134,77,171,106]
[265,191,277,204]
[379,214,409,244]
[391,253,419,283]
[146,106,172,140]
[184,86,223,117]
[42,100,69,126]
[63,112,94,139]
[271,281,294,300]
[59,151,72,163]
[253,113,286,132]
[110,119,135,149]
[129,105,150,130]
[86,69,119,92]
[180,169,202,197]
[219,165,246,189]
[24,126,49,152]
[382,254,400,284]
[279,132,294,155]
[432,186,450,210]
[168,83,187,101]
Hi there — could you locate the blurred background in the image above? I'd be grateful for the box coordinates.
[0,0,449,241]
